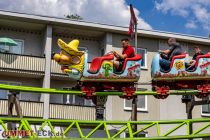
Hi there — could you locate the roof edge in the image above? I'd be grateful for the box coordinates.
[0,9,209,44]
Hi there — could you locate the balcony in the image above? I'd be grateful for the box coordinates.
[0,100,95,120]
[49,104,95,120]
[0,53,66,77]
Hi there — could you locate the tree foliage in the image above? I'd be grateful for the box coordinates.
[66,14,83,21]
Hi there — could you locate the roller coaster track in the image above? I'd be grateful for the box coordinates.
[0,84,200,96]
[0,84,210,139]
[0,118,210,139]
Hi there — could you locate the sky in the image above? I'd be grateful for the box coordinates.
[0,0,209,37]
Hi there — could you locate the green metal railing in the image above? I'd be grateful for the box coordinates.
[0,84,209,139]
[0,84,199,96]
[0,118,210,139]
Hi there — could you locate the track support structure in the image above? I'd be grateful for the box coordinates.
[0,118,209,139]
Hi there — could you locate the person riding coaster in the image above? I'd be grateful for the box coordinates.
[53,38,142,81]
[151,38,210,99]
[158,38,183,72]
[185,46,204,71]
[53,38,142,99]
[113,38,135,72]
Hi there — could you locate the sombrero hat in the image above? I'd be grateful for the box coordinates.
[57,39,84,56]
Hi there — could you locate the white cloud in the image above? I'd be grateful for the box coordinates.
[185,21,197,29]
[0,0,152,30]
[192,4,210,26]
[155,0,192,17]
[155,0,210,32]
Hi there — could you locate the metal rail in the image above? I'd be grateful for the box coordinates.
[0,118,210,139]
[0,84,200,96]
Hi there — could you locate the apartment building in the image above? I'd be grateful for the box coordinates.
[0,10,210,137]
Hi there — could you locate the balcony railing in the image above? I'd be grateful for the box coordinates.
[0,53,64,75]
[0,53,45,74]
[0,100,95,120]
[49,104,95,120]
[51,59,63,74]
[0,100,43,117]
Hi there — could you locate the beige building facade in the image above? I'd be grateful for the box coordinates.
[0,10,210,138]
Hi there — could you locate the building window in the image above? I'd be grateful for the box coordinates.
[124,132,147,138]
[0,44,9,53]
[0,39,24,54]
[63,88,94,106]
[124,95,147,111]
[100,48,105,56]
[0,81,21,99]
[63,95,94,106]
[78,47,87,52]
[137,48,147,69]
[201,98,210,116]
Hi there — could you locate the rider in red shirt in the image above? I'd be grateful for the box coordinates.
[113,38,135,71]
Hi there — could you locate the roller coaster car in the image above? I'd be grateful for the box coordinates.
[53,39,142,99]
[151,53,210,99]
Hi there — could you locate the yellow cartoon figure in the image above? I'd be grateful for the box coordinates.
[53,39,85,77]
